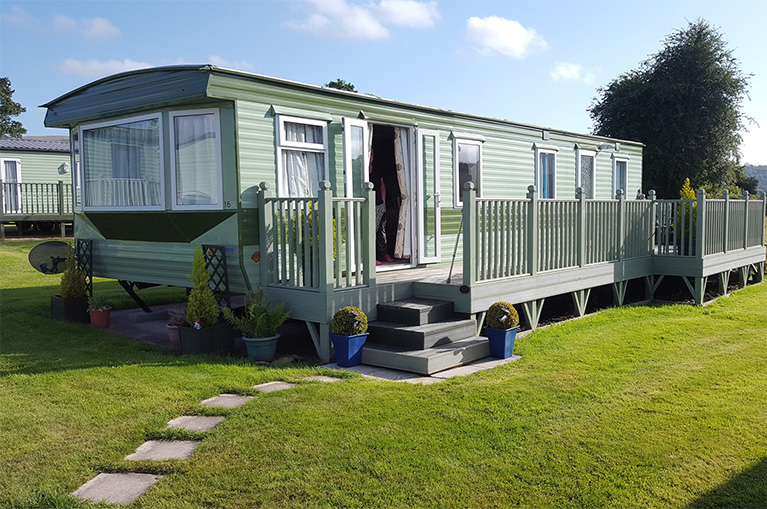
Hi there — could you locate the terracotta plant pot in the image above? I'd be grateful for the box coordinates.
[89,308,111,328]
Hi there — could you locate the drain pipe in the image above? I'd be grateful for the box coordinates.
[447,217,463,284]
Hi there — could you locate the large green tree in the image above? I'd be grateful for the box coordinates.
[324,78,357,92]
[589,20,751,198]
[0,77,27,138]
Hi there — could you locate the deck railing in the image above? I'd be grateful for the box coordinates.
[0,181,73,216]
[462,184,766,286]
[257,180,376,293]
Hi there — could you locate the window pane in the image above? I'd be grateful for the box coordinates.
[616,160,627,195]
[283,150,324,197]
[284,122,322,144]
[82,118,162,208]
[540,153,555,198]
[421,135,437,258]
[350,125,365,198]
[174,113,219,206]
[457,143,480,203]
[580,154,594,199]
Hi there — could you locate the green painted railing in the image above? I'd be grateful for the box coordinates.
[0,181,73,216]
[462,184,766,286]
[257,180,376,292]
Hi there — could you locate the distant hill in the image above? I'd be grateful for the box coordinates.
[745,164,767,194]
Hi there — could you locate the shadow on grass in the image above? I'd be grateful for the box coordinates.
[686,457,767,508]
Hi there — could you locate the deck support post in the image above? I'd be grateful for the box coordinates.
[305,321,331,363]
[717,270,731,296]
[527,185,538,276]
[612,280,628,307]
[739,265,750,288]
[474,311,486,336]
[571,289,590,318]
[681,276,707,305]
[644,274,664,301]
[755,262,764,284]
[521,298,545,331]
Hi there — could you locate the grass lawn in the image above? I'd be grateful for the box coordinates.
[1,239,766,508]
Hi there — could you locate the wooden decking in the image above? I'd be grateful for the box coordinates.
[0,181,73,238]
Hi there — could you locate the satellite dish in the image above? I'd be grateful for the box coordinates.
[28,241,72,274]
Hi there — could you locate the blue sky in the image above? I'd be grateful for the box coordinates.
[2,0,766,164]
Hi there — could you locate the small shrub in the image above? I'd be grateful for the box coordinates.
[87,295,111,311]
[331,306,368,336]
[222,288,291,338]
[185,245,220,328]
[167,308,187,327]
[60,253,87,301]
[485,302,519,329]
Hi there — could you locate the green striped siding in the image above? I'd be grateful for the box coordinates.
[0,150,71,185]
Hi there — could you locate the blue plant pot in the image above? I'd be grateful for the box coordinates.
[242,334,280,361]
[330,332,369,367]
[483,326,519,359]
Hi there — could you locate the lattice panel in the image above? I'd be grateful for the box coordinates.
[203,245,230,308]
[76,238,93,297]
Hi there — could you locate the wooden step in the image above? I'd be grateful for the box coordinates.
[361,337,491,375]
[376,298,454,326]
[367,318,476,349]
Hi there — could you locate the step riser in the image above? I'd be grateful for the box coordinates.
[376,301,454,326]
[368,321,477,349]
[361,339,491,375]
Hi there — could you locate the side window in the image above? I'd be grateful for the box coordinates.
[613,157,628,198]
[170,109,222,209]
[453,139,482,207]
[276,115,328,197]
[576,149,596,199]
[81,114,163,210]
[535,148,558,199]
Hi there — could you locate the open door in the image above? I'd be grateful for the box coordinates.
[416,129,441,264]
[342,118,370,272]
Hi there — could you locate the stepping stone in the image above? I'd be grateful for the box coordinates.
[73,473,162,505]
[125,440,201,461]
[199,394,253,408]
[301,375,343,383]
[254,381,295,392]
[167,415,225,431]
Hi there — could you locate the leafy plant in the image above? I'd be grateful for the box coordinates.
[485,302,519,330]
[185,245,219,328]
[331,306,368,336]
[221,288,290,338]
[87,295,111,311]
[167,308,187,327]
[60,253,87,301]
[292,209,340,259]
[676,178,698,251]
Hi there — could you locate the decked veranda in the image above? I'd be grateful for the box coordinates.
[0,181,73,238]
[256,181,766,363]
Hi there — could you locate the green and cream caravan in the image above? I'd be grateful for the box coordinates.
[44,66,765,371]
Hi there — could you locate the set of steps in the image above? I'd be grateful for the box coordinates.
[361,298,490,375]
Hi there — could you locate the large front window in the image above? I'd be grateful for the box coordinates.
[81,115,163,209]
[276,115,327,197]
[171,110,222,209]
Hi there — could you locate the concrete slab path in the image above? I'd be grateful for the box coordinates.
[124,440,201,461]
[73,473,162,505]
[167,415,226,431]
[254,381,295,392]
[199,394,253,408]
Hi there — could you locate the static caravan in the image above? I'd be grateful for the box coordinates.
[43,65,765,371]
[0,136,72,234]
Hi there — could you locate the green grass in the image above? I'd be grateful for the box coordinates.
[2,239,766,508]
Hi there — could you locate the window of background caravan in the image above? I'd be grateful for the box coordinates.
[70,130,81,210]
[613,155,629,198]
[275,115,328,198]
[80,114,163,210]
[1,158,21,213]
[453,138,482,207]
[170,109,223,210]
[576,148,596,199]
[534,144,558,199]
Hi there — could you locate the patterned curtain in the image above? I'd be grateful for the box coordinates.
[393,127,411,258]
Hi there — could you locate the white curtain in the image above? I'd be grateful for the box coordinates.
[393,127,411,258]
[284,122,323,197]
[175,113,218,206]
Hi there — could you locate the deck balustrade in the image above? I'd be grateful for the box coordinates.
[0,181,73,216]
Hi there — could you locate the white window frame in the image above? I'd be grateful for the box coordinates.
[79,112,165,211]
[575,148,596,199]
[275,114,329,197]
[534,144,559,199]
[0,157,22,214]
[169,108,223,211]
[612,155,630,199]
[452,138,483,208]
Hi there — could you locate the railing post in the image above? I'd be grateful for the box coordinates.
[0,180,5,240]
[317,180,334,295]
[742,191,749,250]
[462,182,476,286]
[362,181,376,288]
[527,185,538,276]
[57,180,65,217]
[617,189,625,261]
[722,189,729,254]
[648,190,656,255]
[576,187,585,267]
[257,182,273,287]
[760,191,766,247]
[696,188,706,258]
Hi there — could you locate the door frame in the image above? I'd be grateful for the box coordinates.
[415,128,441,264]
[1,158,22,214]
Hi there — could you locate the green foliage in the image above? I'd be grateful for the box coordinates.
[292,209,339,259]
[331,306,368,336]
[59,253,87,300]
[324,78,357,92]
[222,288,290,338]
[485,301,519,330]
[185,245,219,328]
[676,178,698,244]
[589,19,752,198]
[87,295,111,311]
[0,77,27,137]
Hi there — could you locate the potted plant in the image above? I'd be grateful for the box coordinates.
[50,252,89,323]
[88,295,112,328]
[178,245,232,355]
[329,306,368,367]
[482,301,520,359]
[222,288,290,361]
[166,308,186,350]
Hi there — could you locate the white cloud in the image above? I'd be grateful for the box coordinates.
[550,62,597,84]
[54,15,120,39]
[208,56,255,71]
[464,16,547,59]
[289,0,439,39]
[4,6,37,27]
[57,59,152,79]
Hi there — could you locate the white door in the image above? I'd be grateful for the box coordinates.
[342,118,370,271]
[1,159,22,213]
[416,129,441,264]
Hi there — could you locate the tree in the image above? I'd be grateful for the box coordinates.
[589,19,752,198]
[324,78,357,92]
[0,77,27,138]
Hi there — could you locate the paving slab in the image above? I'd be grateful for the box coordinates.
[199,393,253,408]
[254,381,296,392]
[300,375,343,383]
[322,363,423,381]
[430,355,521,379]
[167,415,225,431]
[124,440,201,461]
[73,473,162,505]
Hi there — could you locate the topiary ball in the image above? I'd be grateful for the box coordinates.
[485,302,519,330]
[331,306,368,336]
